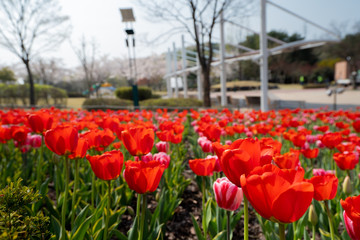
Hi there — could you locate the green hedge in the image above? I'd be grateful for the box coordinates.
[0,84,67,106]
[115,86,153,101]
[140,98,203,109]
[82,98,132,110]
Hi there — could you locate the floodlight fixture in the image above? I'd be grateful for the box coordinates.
[119,8,135,22]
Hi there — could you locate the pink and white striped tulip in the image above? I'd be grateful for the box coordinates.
[213,177,243,211]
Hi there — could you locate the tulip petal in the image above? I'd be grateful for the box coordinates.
[272,182,314,223]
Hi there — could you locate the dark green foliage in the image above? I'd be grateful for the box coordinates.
[140,98,203,108]
[0,179,51,239]
[115,86,153,101]
[0,67,16,83]
[0,84,67,106]
[82,98,132,110]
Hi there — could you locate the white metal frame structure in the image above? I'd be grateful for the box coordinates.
[164,0,341,110]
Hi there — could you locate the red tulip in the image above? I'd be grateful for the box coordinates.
[353,120,360,133]
[301,148,319,159]
[124,160,165,194]
[203,124,222,142]
[336,142,356,153]
[69,137,88,160]
[11,125,30,145]
[308,174,338,201]
[189,157,217,176]
[213,177,243,211]
[121,126,154,156]
[341,195,360,240]
[45,125,78,156]
[81,129,115,151]
[220,138,264,187]
[321,132,342,149]
[333,152,359,170]
[273,150,300,170]
[240,164,314,223]
[28,111,54,133]
[291,133,306,148]
[0,126,11,143]
[86,150,124,180]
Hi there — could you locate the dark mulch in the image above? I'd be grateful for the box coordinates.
[117,170,264,240]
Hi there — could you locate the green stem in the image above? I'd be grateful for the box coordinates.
[279,223,285,240]
[293,222,296,240]
[346,170,351,179]
[202,177,207,239]
[243,196,249,240]
[36,136,44,190]
[91,172,95,207]
[312,224,315,240]
[136,194,141,230]
[227,211,231,240]
[55,161,59,200]
[71,159,79,228]
[139,194,147,240]
[216,203,221,234]
[104,181,111,240]
[324,201,335,240]
[61,157,70,240]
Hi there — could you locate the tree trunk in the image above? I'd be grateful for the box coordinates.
[24,60,35,106]
[202,68,211,107]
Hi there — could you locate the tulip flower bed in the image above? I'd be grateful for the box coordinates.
[0,107,360,240]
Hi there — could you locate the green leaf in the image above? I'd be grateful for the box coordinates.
[146,223,164,240]
[128,216,139,240]
[71,214,93,240]
[92,217,103,235]
[212,231,226,240]
[191,214,205,240]
[71,205,90,236]
[109,207,126,231]
[319,228,331,237]
[50,215,61,239]
[111,229,128,240]
[205,198,212,230]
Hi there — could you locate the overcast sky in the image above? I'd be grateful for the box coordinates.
[1,0,359,68]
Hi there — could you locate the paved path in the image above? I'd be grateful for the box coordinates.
[207,87,360,110]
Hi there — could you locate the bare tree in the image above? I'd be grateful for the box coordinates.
[33,58,63,85]
[72,37,97,96]
[138,0,253,106]
[0,0,70,105]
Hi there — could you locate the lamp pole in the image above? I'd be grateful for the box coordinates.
[120,8,139,108]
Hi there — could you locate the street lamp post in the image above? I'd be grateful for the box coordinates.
[119,8,139,108]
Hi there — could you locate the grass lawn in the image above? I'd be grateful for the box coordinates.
[66,98,86,109]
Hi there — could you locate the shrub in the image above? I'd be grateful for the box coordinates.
[0,84,67,106]
[140,98,203,109]
[115,86,153,101]
[0,179,51,239]
[82,98,133,110]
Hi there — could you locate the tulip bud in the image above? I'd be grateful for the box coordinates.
[127,206,135,216]
[213,177,243,211]
[342,176,353,195]
[308,204,318,226]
